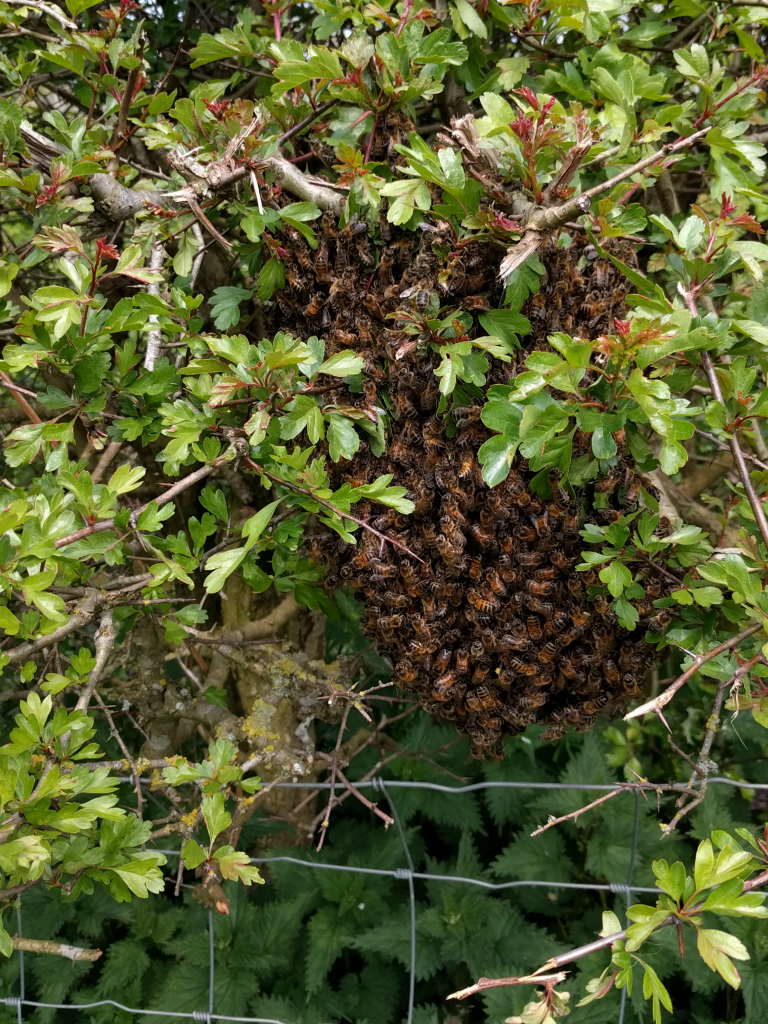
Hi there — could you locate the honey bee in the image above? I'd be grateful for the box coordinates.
[515,524,537,543]
[560,655,580,679]
[622,673,642,698]
[433,672,457,700]
[592,623,614,652]
[471,666,489,686]
[315,240,332,283]
[648,609,673,633]
[584,695,608,716]
[569,607,590,628]
[378,614,404,629]
[461,295,490,311]
[468,589,500,615]
[303,293,325,317]
[603,659,620,684]
[550,551,576,571]
[456,649,470,675]
[544,610,570,635]
[527,615,543,641]
[537,641,560,663]
[470,524,495,549]
[526,596,555,618]
[596,467,623,494]
[623,475,642,506]
[486,569,507,597]
[563,509,579,534]
[526,579,556,596]
[395,659,418,684]
[517,551,545,567]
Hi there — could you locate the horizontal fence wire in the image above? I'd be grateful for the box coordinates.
[2,775,765,1024]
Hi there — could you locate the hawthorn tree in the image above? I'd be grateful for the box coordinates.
[2,0,768,1020]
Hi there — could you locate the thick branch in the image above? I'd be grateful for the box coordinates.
[12,937,102,961]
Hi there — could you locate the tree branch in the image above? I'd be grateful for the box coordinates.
[624,623,762,721]
[12,937,102,961]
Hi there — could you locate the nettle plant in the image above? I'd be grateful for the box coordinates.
[0,0,767,1017]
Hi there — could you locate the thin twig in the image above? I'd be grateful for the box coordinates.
[624,623,762,721]
[449,973,568,1000]
[93,693,143,819]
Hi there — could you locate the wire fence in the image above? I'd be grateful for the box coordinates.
[2,775,767,1024]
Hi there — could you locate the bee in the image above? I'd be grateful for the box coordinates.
[475,685,497,709]
[583,694,608,717]
[622,673,642,698]
[471,665,489,686]
[592,623,614,652]
[433,672,457,700]
[530,291,547,321]
[515,524,537,543]
[540,724,568,742]
[648,609,673,633]
[458,452,476,482]
[569,607,590,628]
[592,594,613,618]
[550,550,576,571]
[395,659,418,684]
[436,533,465,566]
[303,292,325,317]
[378,614,404,629]
[558,626,583,648]
[517,551,545,567]
[544,610,570,635]
[596,466,622,494]
[484,569,506,597]
[498,555,519,584]
[413,483,435,518]
[526,596,555,618]
[534,512,551,539]
[519,691,548,710]
[623,474,642,506]
[563,509,579,534]
[603,659,621,684]
[533,567,559,581]
[468,588,500,614]
[560,655,580,679]
[538,641,560,663]
[315,240,332,282]
[526,579,556,596]
[338,214,368,243]
[421,594,437,622]
[461,295,490,311]
[527,615,543,641]
[455,649,470,675]
[470,524,495,549]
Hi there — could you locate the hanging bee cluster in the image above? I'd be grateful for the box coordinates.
[268,222,675,757]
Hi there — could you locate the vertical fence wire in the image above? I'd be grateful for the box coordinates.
[0,776,762,1023]
[617,789,641,1024]
[15,903,22,1024]
[374,779,416,1024]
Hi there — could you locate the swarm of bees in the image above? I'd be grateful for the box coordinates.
[267,206,676,758]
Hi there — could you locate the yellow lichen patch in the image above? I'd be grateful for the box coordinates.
[182,807,199,827]
[242,697,280,744]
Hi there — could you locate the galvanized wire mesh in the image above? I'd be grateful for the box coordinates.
[3,776,766,1023]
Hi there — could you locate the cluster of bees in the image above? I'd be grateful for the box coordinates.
[267,202,674,756]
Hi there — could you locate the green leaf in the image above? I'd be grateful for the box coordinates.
[203,547,248,593]
[599,560,632,598]
[317,351,365,377]
[209,287,252,331]
[181,839,208,869]
[199,487,229,524]
[213,845,264,885]
[201,793,231,844]
[478,434,518,486]
[242,499,281,550]
[257,258,286,301]
[327,414,361,462]
[697,929,749,989]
